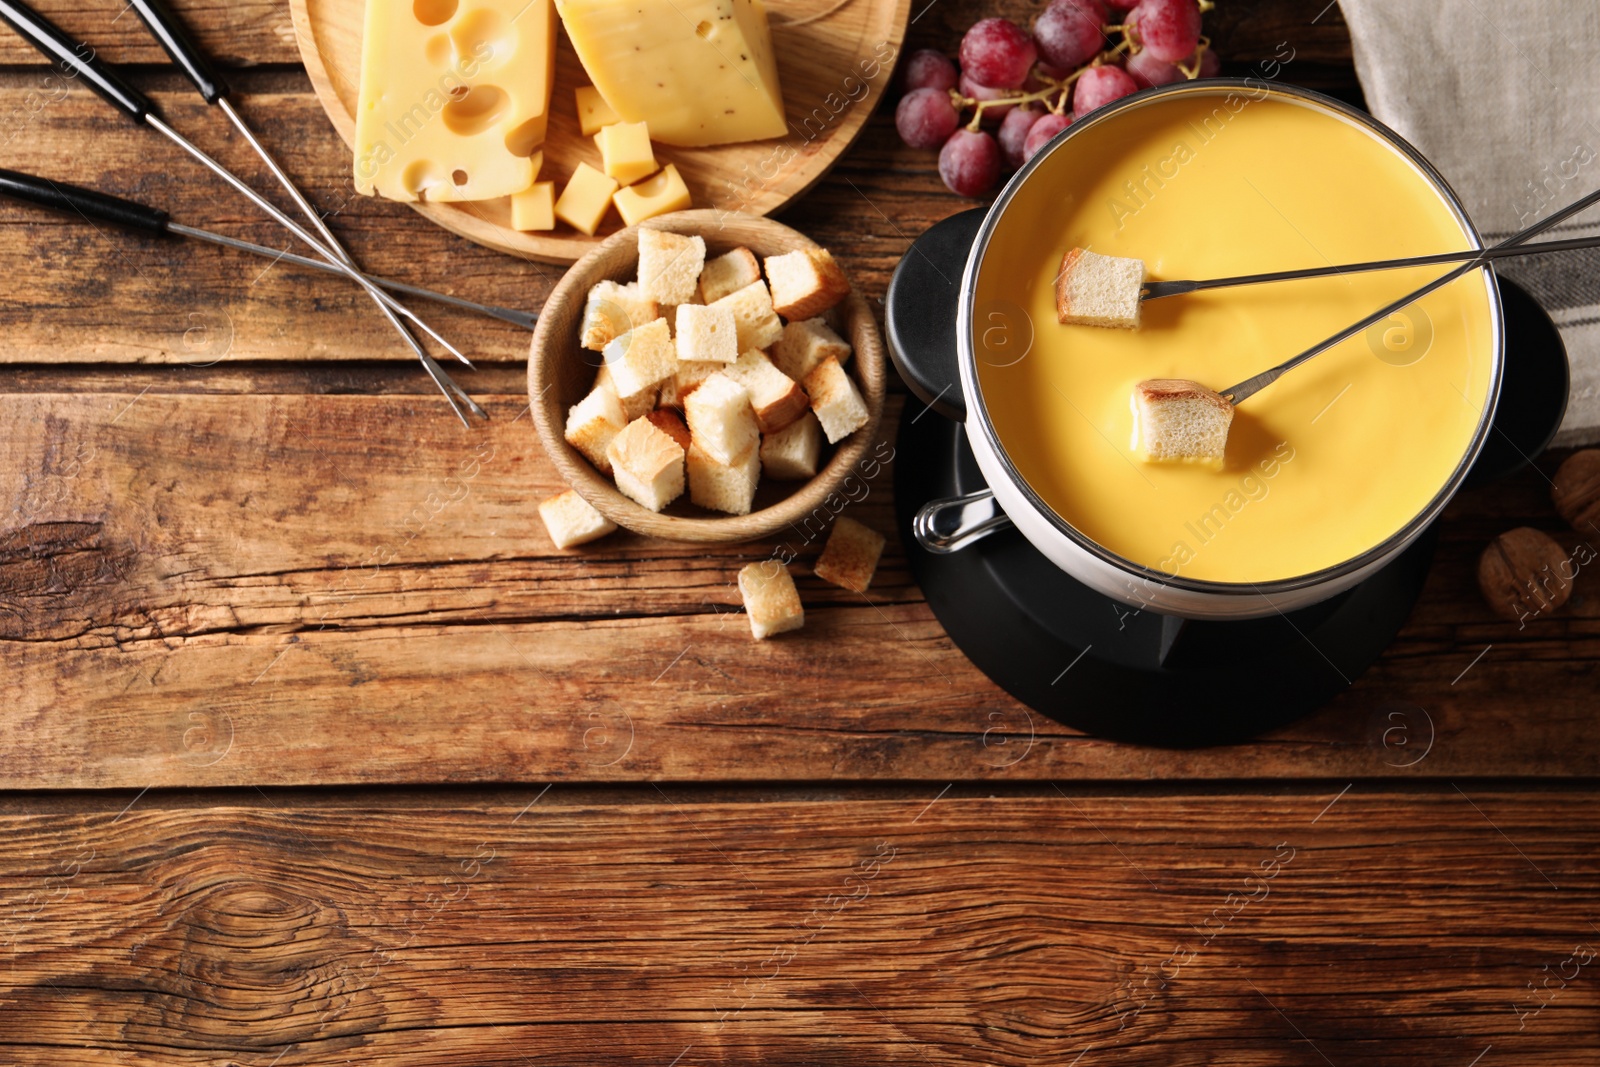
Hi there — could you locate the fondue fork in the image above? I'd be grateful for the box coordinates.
[1219,184,1600,405]
[1143,235,1600,301]
[0,168,540,331]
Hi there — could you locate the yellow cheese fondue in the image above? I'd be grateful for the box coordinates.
[973,91,1497,584]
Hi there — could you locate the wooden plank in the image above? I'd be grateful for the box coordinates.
[0,792,1594,1064]
[2,384,1597,788]
[0,0,295,67]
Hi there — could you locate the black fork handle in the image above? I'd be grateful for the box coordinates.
[0,0,155,120]
[125,0,227,104]
[0,167,171,233]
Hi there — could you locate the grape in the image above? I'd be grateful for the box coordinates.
[939,128,1003,197]
[997,105,1042,169]
[1023,112,1072,161]
[1032,0,1106,71]
[901,48,958,94]
[896,87,960,149]
[1125,48,1184,89]
[1197,46,1221,77]
[1105,0,1139,12]
[1127,0,1202,63]
[959,18,1038,91]
[960,73,1020,126]
[1072,65,1138,118]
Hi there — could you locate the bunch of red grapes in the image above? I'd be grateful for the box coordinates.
[896,0,1219,197]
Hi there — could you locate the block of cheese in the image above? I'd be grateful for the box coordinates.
[613,164,693,227]
[354,0,556,202]
[575,85,619,135]
[554,161,618,235]
[555,0,787,147]
[511,181,555,230]
[595,121,658,185]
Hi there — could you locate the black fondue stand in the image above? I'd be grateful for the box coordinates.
[886,208,1570,746]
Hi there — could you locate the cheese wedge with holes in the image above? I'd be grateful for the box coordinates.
[354,0,557,202]
[555,0,786,147]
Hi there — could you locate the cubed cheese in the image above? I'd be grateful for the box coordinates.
[595,120,658,185]
[613,164,693,227]
[554,161,618,235]
[510,180,555,231]
[575,84,619,135]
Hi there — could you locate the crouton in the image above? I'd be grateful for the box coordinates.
[1055,247,1145,329]
[580,280,659,351]
[802,356,869,444]
[698,246,761,304]
[638,228,706,305]
[1130,378,1234,467]
[770,317,851,382]
[737,561,804,639]
[595,360,658,421]
[683,372,759,466]
[601,317,675,400]
[760,411,822,481]
[687,441,761,515]
[674,303,739,364]
[538,489,617,549]
[565,384,628,475]
[764,247,851,320]
[644,407,692,451]
[721,349,809,433]
[814,516,885,593]
[659,359,723,408]
[607,416,686,512]
[710,279,784,352]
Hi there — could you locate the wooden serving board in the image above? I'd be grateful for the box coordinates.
[289,0,911,263]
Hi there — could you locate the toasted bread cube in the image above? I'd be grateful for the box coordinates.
[565,384,628,476]
[595,360,658,421]
[814,516,885,593]
[644,407,692,451]
[554,162,618,236]
[722,349,808,433]
[607,416,686,512]
[580,280,659,351]
[1131,379,1234,467]
[765,247,851,320]
[539,489,617,550]
[684,372,759,466]
[511,179,555,232]
[595,120,658,186]
[698,247,762,304]
[760,411,822,481]
[1055,247,1146,329]
[660,359,723,408]
[575,85,619,136]
[737,561,804,640]
[711,279,783,352]
[803,357,869,444]
[687,441,761,515]
[602,317,675,400]
[613,164,692,227]
[674,304,739,365]
[638,228,706,305]
[770,317,851,382]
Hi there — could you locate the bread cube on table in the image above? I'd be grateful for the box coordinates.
[1055,247,1146,329]
[638,228,706,305]
[580,280,659,351]
[606,416,686,512]
[760,411,822,481]
[601,317,675,400]
[764,247,851,321]
[737,561,805,640]
[565,384,628,476]
[770,317,851,382]
[698,247,762,304]
[660,360,723,408]
[803,356,870,444]
[539,489,616,550]
[814,516,886,593]
[722,349,808,433]
[684,372,759,466]
[595,361,658,421]
[1131,378,1234,467]
[687,442,761,515]
[710,280,784,352]
[674,304,738,365]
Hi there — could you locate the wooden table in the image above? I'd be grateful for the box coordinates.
[3,1,1597,1063]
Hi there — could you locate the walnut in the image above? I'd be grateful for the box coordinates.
[1552,449,1600,535]
[1476,527,1574,623]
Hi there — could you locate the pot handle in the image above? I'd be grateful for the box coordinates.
[885,207,987,423]
[913,487,1013,554]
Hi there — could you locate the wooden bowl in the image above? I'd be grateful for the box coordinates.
[530,211,887,543]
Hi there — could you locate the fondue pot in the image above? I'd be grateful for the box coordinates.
[887,80,1506,623]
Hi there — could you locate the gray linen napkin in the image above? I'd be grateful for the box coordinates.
[1339,0,1600,445]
